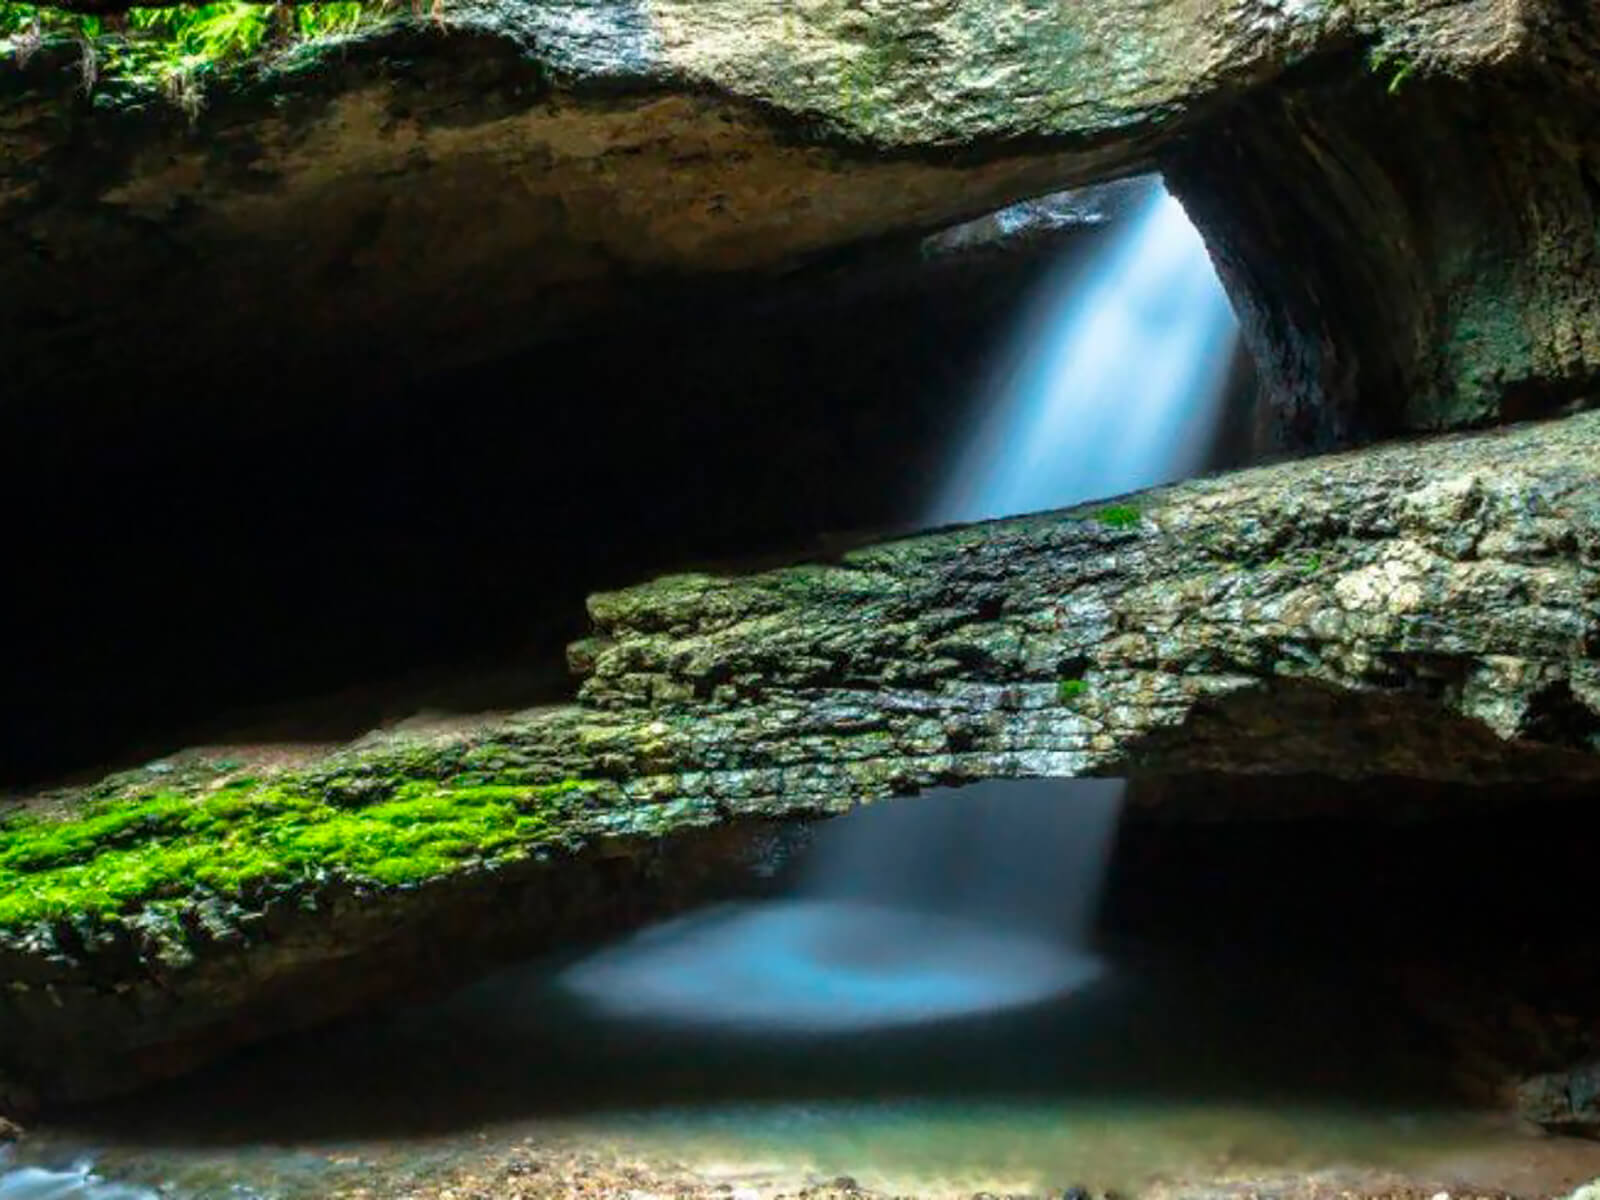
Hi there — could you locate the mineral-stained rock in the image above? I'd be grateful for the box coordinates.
[3,409,1600,1110]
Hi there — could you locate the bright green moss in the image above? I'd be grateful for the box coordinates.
[1057,677,1089,704]
[0,776,588,930]
[1093,504,1142,529]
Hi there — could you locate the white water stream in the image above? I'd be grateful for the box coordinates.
[560,177,1238,1033]
[1,176,1247,1197]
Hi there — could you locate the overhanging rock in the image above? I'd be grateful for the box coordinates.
[3,410,1599,1110]
[5,0,1598,437]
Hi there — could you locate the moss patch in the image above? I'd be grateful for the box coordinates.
[1092,504,1142,529]
[0,775,588,930]
[1057,677,1089,704]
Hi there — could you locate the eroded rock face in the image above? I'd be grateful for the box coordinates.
[572,410,1600,791]
[1169,4,1600,446]
[1521,1062,1600,1138]
[3,410,1600,1112]
[3,0,1597,440]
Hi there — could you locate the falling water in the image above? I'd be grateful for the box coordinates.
[0,178,1244,1200]
[561,782,1122,1030]
[931,178,1238,524]
[561,175,1238,1034]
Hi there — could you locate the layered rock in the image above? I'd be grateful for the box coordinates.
[3,409,1599,1113]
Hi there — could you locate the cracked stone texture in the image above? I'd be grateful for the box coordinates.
[3,409,1600,1112]
[4,0,1597,438]
[570,409,1600,795]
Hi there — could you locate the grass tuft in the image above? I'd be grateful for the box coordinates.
[1,1,391,103]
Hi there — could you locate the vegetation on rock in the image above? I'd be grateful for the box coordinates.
[0,1,387,101]
[1057,677,1089,705]
[1092,504,1141,529]
[0,772,587,930]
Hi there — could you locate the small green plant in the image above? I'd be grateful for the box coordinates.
[1299,552,1323,575]
[1057,677,1089,705]
[1366,44,1417,94]
[1093,504,1142,529]
[1,0,391,106]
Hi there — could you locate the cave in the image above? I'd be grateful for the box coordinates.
[4,3,1600,1199]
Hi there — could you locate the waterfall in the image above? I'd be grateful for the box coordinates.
[931,179,1238,524]
[560,178,1235,1034]
[560,178,1240,1034]
[561,782,1122,1031]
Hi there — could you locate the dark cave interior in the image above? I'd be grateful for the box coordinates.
[2,216,1256,786]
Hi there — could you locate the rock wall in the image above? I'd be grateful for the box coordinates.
[4,0,1597,443]
[1168,4,1600,446]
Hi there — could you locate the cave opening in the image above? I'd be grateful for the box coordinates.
[6,164,1594,1200]
[5,4,1600,1197]
[0,173,1255,787]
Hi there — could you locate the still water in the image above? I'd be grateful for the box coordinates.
[8,926,1600,1199]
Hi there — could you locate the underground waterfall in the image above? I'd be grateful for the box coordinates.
[558,176,1239,1034]
[6,176,1600,1200]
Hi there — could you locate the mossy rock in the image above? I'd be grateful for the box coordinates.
[0,765,590,932]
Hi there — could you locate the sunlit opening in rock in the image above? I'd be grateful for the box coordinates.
[930,177,1238,524]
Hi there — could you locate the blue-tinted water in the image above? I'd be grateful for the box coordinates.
[560,781,1123,1033]
[930,179,1237,524]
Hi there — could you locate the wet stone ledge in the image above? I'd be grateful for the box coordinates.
[3,410,1600,1112]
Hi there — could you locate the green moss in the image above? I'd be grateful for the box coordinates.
[1057,677,1089,705]
[1092,504,1142,529]
[0,775,589,930]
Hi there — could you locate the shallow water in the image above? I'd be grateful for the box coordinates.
[10,935,1600,1199]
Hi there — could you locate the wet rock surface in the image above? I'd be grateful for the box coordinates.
[3,411,1600,1112]
[1518,1062,1600,1138]
[571,409,1600,789]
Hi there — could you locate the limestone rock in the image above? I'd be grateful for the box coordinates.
[3,0,1598,436]
[2,410,1600,1107]
[1518,1061,1600,1137]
